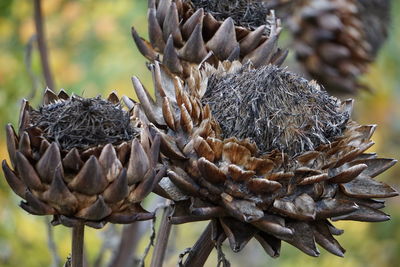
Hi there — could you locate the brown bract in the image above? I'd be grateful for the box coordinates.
[127,60,398,257]
[288,0,377,94]
[2,89,164,228]
[131,0,287,78]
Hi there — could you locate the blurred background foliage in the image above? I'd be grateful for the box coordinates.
[0,0,399,266]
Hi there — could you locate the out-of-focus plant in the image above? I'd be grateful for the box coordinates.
[0,0,399,267]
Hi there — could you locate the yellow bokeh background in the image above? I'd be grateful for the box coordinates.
[0,1,399,266]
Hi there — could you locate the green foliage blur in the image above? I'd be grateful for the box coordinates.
[0,0,399,266]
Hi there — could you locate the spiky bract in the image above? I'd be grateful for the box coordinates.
[2,89,164,228]
[128,60,398,257]
[132,0,287,78]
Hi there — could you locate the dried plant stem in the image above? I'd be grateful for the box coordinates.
[45,217,61,267]
[182,222,221,267]
[71,223,85,267]
[150,202,173,267]
[107,223,143,267]
[33,0,55,90]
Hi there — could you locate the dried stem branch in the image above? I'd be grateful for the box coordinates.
[182,222,222,267]
[45,217,61,267]
[33,0,55,90]
[150,202,173,267]
[71,223,85,267]
[107,223,143,267]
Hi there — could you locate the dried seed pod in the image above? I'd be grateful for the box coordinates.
[128,60,397,257]
[2,90,162,228]
[286,0,390,95]
[132,0,287,79]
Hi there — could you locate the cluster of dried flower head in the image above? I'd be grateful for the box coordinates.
[129,0,398,259]
[1,0,397,264]
[3,90,164,228]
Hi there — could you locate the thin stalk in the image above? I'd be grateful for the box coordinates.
[33,0,55,90]
[150,202,173,267]
[71,223,85,267]
[183,222,219,267]
[45,217,61,267]
[107,223,143,267]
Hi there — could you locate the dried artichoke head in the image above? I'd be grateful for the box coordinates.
[3,89,164,228]
[127,60,398,257]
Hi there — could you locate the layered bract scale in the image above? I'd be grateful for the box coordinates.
[2,89,164,228]
[132,0,288,79]
[287,0,390,94]
[127,60,398,257]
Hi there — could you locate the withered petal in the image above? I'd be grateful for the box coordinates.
[162,97,177,131]
[106,203,154,224]
[340,174,398,198]
[243,34,278,67]
[162,2,182,45]
[247,178,282,193]
[181,8,204,39]
[36,142,62,184]
[180,23,208,63]
[206,17,238,60]
[228,164,255,182]
[251,215,293,239]
[362,158,397,178]
[313,222,345,257]
[127,139,150,185]
[43,165,78,215]
[167,168,200,196]
[62,148,84,173]
[194,136,214,162]
[99,144,122,182]
[131,27,157,61]
[328,163,367,184]
[294,193,316,220]
[18,132,32,159]
[220,218,257,252]
[285,222,320,257]
[16,152,44,191]
[68,155,108,195]
[103,168,129,203]
[255,232,281,258]
[148,7,165,51]
[198,157,226,183]
[316,199,359,219]
[163,35,183,75]
[128,167,165,203]
[21,190,55,215]
[5,124,18,168]
[220,193,264,222]
[107,91,119,104]
[58,89,69,100]
[239,25,265,56]
[332,204,390,222]
[2,160,27,198]
[75,196,112,221]
[43,88,58,104]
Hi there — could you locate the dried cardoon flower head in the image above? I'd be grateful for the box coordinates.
[2,89,164,228]
[287,0,390,94]
[128,61,398,257]
[202,65,349,155]
[132,0,287,78]
[189,0,269,29]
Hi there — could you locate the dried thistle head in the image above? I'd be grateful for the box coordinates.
[283,0,391,94]
[30,95,137,150]
[132,0,287,78]
[2,89,163,228]
[202,64,349,155]
[189,0,269,29]
[129,61,398,257]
